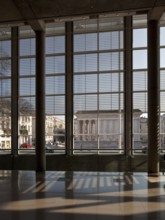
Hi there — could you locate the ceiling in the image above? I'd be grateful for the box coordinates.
[0,0,165,30]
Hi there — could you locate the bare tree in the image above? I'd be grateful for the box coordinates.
[19,98,35,114]
[0,47,11,77]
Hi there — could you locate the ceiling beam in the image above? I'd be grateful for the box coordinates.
[27,19,45,32]
[13,0,45,31]
[148,6,165,20]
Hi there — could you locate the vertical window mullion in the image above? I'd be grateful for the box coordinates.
[11,27,19,158]
[65,21,74,155]
[124,16,133,156]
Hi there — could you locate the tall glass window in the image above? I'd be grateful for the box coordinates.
[73,16,124,154]
[132,15,148,153]
[45,23,66,154]
[18,26,36,153]
[0,27,11,153]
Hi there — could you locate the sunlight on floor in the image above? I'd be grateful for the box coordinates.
[0,171,165,220]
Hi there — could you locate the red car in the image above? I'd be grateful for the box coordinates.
[20,143,31,149]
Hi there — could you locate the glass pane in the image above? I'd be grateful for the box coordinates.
[99,31,123,50]
[99,73,120,92]
[99,52,123,71]
[20,38,35,56]
[46,96,65,115]
[0,79,11,96]
[74,74,97,93]
[133,93,147,112]
[74,54,97,73]
[132,110,148,151]
[160,48,165,68]
[74,94,97,112]
[19,77,35,96]
[160,70,165,90]
[18,97,35,114]
[120,72,124,92]
[0,97,11,148]
[133,71,147,91]
[18,96,36,153]
[45,115,65,154]
[133,29,147,48]
[160,27,165,46]
[46,76,65,95]
[46,56,65,74]
[0,59,11,77]
[133,50,147,69]
[160,92,165,112]
[99,94,121,110]
[0,40,11,57]
[46,36,65,54]
[74,33,97,52]
[19,58,35,76]
[18,115,34,150]
[99,117,121,134]
[74,112,98,153]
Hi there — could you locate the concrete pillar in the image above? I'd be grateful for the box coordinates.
[35,31,46,172]
[148,20,160,175]
[124,16,132,156]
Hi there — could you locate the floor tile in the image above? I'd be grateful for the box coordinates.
[0,171,165,220]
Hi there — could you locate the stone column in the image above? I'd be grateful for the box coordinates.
[89,120,91,141]
[82,120,85,141]
[79,120,83,141]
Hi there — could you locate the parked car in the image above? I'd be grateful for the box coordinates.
[20,143,31,149]
[45,144,54,153]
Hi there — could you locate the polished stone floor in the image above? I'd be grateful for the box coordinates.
[0,170,165,220]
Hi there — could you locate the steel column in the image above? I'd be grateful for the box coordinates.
[35,30,46,171]
[65,22,74,156]
[11,27,19,168]
[124,16,133,157]
[148,19,160,176]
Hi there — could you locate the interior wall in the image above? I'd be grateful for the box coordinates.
[0,154,150,172]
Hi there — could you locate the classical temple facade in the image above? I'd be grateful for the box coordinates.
[74,109,145,151]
